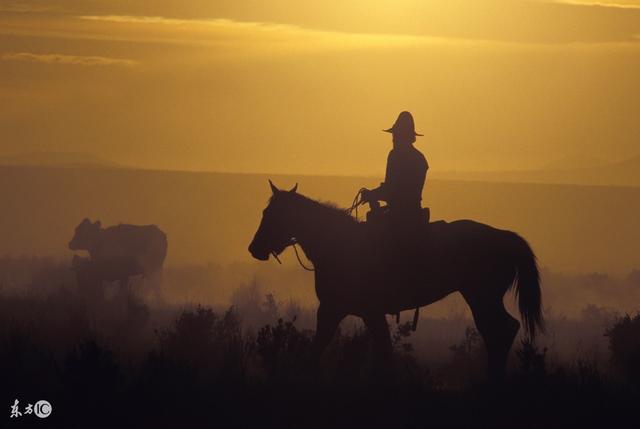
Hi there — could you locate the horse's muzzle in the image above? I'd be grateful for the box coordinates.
[248,243,269,261]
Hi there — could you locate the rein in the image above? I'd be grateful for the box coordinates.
[348,188,368,221]
[292,241,315,272]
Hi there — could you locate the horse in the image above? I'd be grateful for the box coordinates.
[248,180,543,379]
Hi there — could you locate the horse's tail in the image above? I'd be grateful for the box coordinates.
[509,233,544,340]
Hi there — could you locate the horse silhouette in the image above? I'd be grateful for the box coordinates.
[249,181,544,379]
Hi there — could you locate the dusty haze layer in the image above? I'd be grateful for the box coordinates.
[1,165,638,276]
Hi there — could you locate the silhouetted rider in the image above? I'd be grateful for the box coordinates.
[361,111,428,222]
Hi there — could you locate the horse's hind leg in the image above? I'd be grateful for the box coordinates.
[463,293,520,381]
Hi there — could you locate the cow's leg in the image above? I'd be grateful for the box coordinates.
[311,303,344,360]
[91,274,105,303]
[146,269,164,304]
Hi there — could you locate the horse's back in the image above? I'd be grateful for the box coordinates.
[418,219,522,279]
[427,219,512,243]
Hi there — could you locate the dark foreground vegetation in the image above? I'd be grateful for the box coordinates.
[2,303,639,428]
[1,258,639,428]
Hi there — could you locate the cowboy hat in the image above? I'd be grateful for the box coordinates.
[383,111,423,136]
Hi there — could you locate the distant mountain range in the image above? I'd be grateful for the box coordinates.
[1,151,639,187]
[432,155,640,187]
[0,151,123,169]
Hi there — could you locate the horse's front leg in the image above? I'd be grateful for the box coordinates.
[363,313,393,369]
[311,302,344,360]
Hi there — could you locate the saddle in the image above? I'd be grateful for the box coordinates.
[365,203,430,227]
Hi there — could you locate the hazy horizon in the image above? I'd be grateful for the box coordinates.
[2,164,639,277]
[0,148,611,172]
[4,150,640,190]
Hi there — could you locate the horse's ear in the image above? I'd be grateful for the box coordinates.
[289,183,298,193]
[269,179,279,195]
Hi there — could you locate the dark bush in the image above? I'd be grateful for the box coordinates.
[516,338,547,377]
[61,338,123,421]
[606,313,640,385]
[256,317,313,380]
[158,305,250,380]
[449,326,481,361]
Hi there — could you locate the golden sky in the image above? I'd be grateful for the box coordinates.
[1,0,640,175]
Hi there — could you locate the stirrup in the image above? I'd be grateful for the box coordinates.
[412,306,420,331]
[396,307,420,331]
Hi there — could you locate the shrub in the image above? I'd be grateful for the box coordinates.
[62,338,123,419]
[255,317,313,380]
[449,326,481,362]
[606,313,640,385]
[516,338,547,377]
[158,305,249,379]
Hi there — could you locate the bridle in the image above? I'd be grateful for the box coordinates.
[270,188,368,272]
[270,238,315,272]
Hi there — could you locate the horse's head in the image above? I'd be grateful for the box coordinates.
[248,180,299,261]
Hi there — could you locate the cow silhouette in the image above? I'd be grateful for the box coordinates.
[69,218,167,299]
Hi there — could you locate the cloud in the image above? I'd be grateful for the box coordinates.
[1,52,138,67]
[76,15,472,51]
[74,15,630,51]
[0,14,455,55]
[71,10,640,48]
[551,1,640,9]
[3,1,640,44]
[3,5,640,49]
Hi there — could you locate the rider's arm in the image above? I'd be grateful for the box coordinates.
[364,150,394,202]
[365,183,387,202]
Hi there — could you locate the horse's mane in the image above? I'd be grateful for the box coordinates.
[272,192,358,226]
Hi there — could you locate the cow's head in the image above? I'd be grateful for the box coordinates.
[248,180,298,261]
[69,218,102,251]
